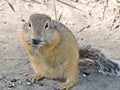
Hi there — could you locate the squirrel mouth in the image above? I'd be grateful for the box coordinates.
[28,39,45,48]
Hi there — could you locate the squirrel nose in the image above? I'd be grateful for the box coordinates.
[32,39,42,45]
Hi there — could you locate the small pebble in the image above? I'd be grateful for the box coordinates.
[115,25,119,29]
[21,19,26,22]
[83,74,87,77]
[4,22,6,24]
[23,73,28,76]
[26,81,32,85]
[8,83,15,88]
[83,72,90,77]
[11,79,17,82]
[81,38,83,40]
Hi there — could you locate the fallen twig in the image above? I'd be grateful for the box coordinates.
[102,0,109,19]
[5,0,16,13]
[78,25,91,32]
[23,0,41,4]
[56,0,82,11]
[110,9,120,30]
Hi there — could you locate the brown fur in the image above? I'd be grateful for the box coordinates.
[22,14,79,90]
[22,13,120,90]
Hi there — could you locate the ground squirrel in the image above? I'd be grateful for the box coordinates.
[22,13,120,90]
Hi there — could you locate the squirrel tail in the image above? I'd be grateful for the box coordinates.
[79,45,120,76]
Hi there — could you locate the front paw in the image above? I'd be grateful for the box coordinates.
[26,73,44,83]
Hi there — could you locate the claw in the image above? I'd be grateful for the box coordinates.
[26,76,38,83]
[26,73,44,83]
[54,83,69,90]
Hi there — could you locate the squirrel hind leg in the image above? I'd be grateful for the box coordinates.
[54,72,78,90]
[54,80,76,90]
[54,83,69,90]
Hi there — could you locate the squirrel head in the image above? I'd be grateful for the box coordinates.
[22,13,60,49]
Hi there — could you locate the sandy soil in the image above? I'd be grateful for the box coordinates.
[0,0,120,90]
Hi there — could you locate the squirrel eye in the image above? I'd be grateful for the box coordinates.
[28,23,31,28]
[45,22,49,29]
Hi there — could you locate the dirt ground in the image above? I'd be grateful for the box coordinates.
[0,0,120,90]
